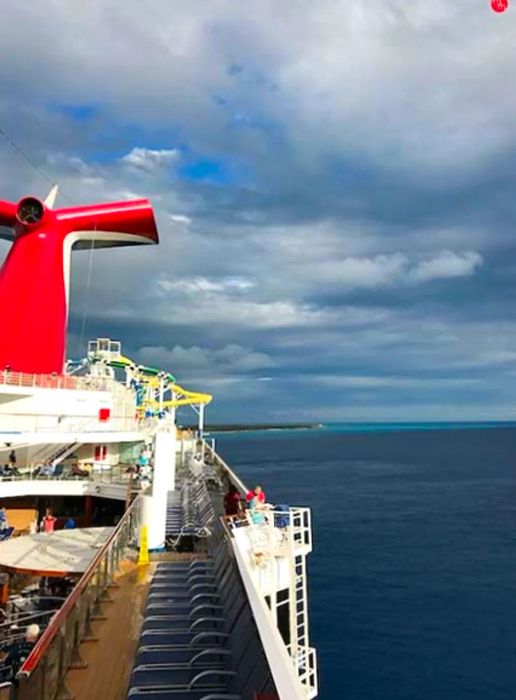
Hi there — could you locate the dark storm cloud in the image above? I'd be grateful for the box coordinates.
[1,1,516,420]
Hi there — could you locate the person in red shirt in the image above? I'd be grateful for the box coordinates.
[223,484,242,516]
[246,485,265,504]
[42,508,57,533]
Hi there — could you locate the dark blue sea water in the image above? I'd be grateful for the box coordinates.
[215,424,516,700]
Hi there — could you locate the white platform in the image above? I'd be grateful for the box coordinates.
[0,526,114,575]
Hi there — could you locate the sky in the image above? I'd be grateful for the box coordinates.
[1,1,516,422]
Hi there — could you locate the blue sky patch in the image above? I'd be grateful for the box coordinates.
[179,156,250,186]
[52,102,99,121]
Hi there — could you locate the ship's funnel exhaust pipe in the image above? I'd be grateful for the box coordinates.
[0,190,159,374]
[16,197,46,226]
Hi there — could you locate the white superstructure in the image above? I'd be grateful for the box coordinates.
[0,341,318,699]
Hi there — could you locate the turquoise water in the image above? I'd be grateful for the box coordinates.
[208,421,516,439]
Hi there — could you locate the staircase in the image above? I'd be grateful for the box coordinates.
[49,442,81,467]
[28,442,81,471]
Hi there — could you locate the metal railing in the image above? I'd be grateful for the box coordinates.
[0,370,121,393]
[0,464,137,486]
[225,507,316,698]
[0,412,144,435]
[201,440,318,698]
[225,507,312,557]
[14,495,142,700]
[0,412,163,438]
[288,646,318,700]
[202,440,247,493]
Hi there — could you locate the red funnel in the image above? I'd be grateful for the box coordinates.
[0,194,158,374]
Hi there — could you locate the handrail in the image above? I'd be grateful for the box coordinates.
[0,608,61,630]
[0,411,161,437]
[18,494,141,679]
[0,370,123,393]
[0,464,135,485]
[0,410,143,433]
[203,441,248,495]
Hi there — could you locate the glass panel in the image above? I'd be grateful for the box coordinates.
[16,496,141,700]
[41,639,61,700]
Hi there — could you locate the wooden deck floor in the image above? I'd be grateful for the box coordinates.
[64,561,153,700]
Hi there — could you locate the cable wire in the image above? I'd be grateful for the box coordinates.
[79,237,96,351]
[0,124,73,203]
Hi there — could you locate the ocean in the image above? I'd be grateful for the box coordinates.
[215,424,516,700]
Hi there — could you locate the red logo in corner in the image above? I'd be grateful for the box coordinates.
[491,0,509,12]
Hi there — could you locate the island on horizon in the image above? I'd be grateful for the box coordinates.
[181,422,324,433]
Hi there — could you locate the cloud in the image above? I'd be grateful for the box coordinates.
[138,343,274,375]
[309,374,481,390]
[318,254,408,289]
[157,276,254,295]
[121,147,180,172]
[158,299,333,330]
[0,1,515,421]
[170,214,192,225]
[293,251,483,291]
[409,251,483,283]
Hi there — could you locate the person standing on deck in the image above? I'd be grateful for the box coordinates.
[224,484,242,516]
[42,508,57,533]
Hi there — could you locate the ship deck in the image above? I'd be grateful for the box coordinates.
[63,552,207,700]
[64,560,152,700]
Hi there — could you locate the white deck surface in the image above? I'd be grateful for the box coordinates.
[0,526,114,574]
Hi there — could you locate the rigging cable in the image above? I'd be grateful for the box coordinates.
[79,236,96,352]
[0,124,73,203]
[0,122,97,352]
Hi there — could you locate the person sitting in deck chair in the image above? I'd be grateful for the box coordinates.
[1,463,18,477]
[1,624,40,681]
[70,462,88,478]
[247,495,269,525]
[38,462,55,478]
[0,511,14,541]
[246,484,266,504]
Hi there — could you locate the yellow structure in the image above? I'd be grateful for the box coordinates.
[138,525,149,566]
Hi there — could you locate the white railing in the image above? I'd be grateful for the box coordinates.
[202,440,247,493]
[288,646,318,700]
[230,534,310,700]
[225,507,317,698]
[0,412,148,435]
[0,369,123,393]
[0,463,136,486]
[289,507,312,552]
[226,507,312,558]
[206,440,318,698]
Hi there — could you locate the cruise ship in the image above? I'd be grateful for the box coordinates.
[0,188,318,700]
